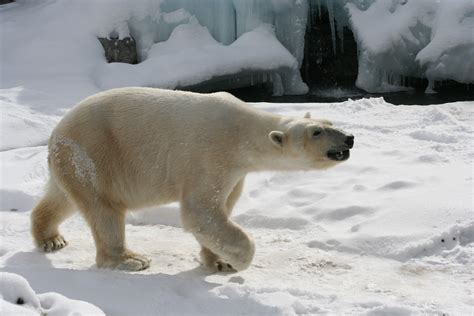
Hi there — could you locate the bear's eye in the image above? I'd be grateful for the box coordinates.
[313,130,322,137]
[16,297,25,305]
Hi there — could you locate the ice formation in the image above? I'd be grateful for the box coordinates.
[98,0,309,95]
[416,0,474,84]
[347,0,474,92]
[0,0,471,100]
[305,0,473,92]
[92,0,474,94]
[308,0,353,56]
[98,23,304,96]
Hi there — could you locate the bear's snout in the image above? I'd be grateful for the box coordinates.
[345,135,354,148]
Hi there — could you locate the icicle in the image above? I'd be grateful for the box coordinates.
[317,0,322,19]
[271,73,284,96]
[425,80,436,94]
[336,12,344,54]
[325,0,336,55]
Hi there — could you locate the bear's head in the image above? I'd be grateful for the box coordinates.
[268,112,354,170]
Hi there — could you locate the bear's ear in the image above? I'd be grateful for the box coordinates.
[304,112,311,119]
[269,131,286,148]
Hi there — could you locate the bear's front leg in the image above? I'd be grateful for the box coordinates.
[181,191,255,272]
[200,246,236,272]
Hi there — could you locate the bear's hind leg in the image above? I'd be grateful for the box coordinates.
[79,199,151,271]
[31,180,75,252]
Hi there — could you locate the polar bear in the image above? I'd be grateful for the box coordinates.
[31,87,354,272]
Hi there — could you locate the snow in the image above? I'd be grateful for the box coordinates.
[416,0,474,84]
[98,23,299,91]
[1,93,473,314]
[347,0,474,92]
[161,0,236,45]
[0,0,306,107]
[50,135,98,188]
[0,272,105,315]
[0,87,62,151]
[1,272,41,315]
[2,0,471,98]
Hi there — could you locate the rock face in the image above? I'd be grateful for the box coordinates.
[302,3,358,88]
[98,36,138,64]
[0,0,14,4]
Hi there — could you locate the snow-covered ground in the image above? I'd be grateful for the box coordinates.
[1,272,105,315]
[1,91,473,314]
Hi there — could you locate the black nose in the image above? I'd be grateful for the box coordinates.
[345,135,354,148]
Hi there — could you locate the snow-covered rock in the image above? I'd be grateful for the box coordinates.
[347,0,474,92]
[0,272,41,315]
[416,0,474,84]
[97,22,304,94]
[0,272,105,316]
[37,292,105,316]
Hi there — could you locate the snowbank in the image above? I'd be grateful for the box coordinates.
[416,0,474,83]
[98,23,301,92]
[347,0,474,92]
[0,87,61,151]
[0,272,105,316]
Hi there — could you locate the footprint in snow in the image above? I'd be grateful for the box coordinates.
[409,130,457,144]
[378,180,417,191]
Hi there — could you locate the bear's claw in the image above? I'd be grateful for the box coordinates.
[200,247,236,273]
[115,254,151,271]
[41,235,68,252]
[216,260,236,272]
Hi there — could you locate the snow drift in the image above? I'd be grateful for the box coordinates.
[0,272,105,316]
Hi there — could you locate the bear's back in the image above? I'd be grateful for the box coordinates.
[57,88,256,137]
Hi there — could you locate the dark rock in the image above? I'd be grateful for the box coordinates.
[0,0,14,4]
[98,36,138,64]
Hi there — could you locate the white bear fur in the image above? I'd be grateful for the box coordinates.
[31,87,352,272]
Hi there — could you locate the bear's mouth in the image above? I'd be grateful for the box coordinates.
[327,149,350,161]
